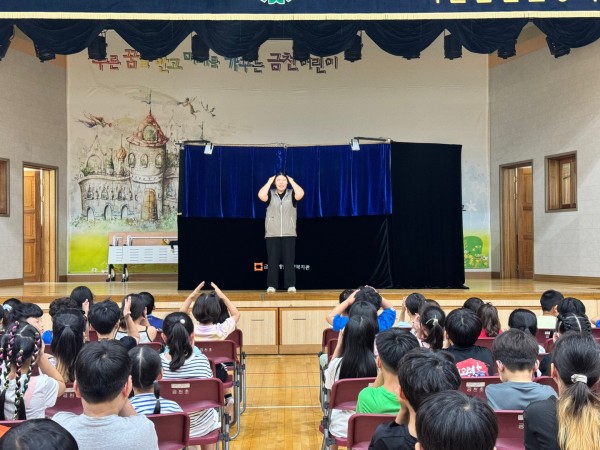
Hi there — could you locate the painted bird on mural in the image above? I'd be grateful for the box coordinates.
[177,97,198,117]
[78,112,112,128]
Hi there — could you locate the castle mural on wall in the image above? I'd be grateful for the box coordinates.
[76,110,179,222]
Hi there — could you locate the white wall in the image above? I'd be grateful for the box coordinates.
[0,38,68,280]
[490,39,600,276]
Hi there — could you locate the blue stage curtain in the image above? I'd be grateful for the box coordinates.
[179,143,392,219]
[447,19,529,53]
[365,21,445,58]
[16,19,105,54]
[192,21,273,58]
[112,21,192,61]
[6,19,600,60]
[287,21,362,57]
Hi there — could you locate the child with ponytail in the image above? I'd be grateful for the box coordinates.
[50,310,86,383]
[128,346,183,415]
[419,305,446,350]
[524,332,600,450]
[0,321,66,420]
[160,312,219,449]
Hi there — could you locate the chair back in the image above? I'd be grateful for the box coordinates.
[46,383,83,417]
[195,340,236,366]
[138,341,163,352]
[592,328,600,338]
[534,376,558,391]
[346,413,395,450]
[0,420,26,428]
[329,377,375,411]
[326,339,338,362]
[475,337,495,352]
[544,338,555,353]
[459,376,502,399]
[88,330,99,341]
[227,328,243,349]
[147,412,190,450]
[158,377,224,412]
[495,410,525,450]
[226,328,244,363]
[535,328,554,345]
[321,328,339,351]
[152,330,164,344]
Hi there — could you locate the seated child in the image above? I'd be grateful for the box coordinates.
[327,286,396,332]
[417,305,445,349]
[88,298,139,342]
[486,329,556,410]
[128,346,183,414]
[51,309,86,383]
[325,316,377,440]
[180,281,241,341]
[444,308,494,376]
[536,289,562,329]
[557,297,586,316]
[0,321,66,420]
[416,390,497,450]
[160,312,219,446]
[115,294,157,343]
[70,285,94,307]
[357,329,419,414]
[369,348,461,450]
[524,333,600,450]
[463,297,484,313]
[538,313,592,376]
[395,292,425,329]
[477,302,503,338]
[9,302,44,334]
[139,291,163,331]
[0,418,78,450]
[508,308,546,354]
[43,297,81,344]
[180,281,240,416]
[53,340,158,450]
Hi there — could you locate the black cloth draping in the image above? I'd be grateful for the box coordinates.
[2,19,600,60]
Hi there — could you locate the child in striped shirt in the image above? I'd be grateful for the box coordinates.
[160,312,219,447]
[128,346,182,415]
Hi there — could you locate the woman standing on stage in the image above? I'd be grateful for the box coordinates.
[258,173,304,293]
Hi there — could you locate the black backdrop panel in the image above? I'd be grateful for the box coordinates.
[178,215,392,290]
[390,142,466,288]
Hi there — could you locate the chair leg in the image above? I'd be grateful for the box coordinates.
[230,366,242,439]
[240,352,247,414]
[221,407,231,450]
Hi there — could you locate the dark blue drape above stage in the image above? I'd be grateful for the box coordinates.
[179,143,392,219]
[177,142,465,290]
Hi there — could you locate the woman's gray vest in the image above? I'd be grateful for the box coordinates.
[265,189,297,238]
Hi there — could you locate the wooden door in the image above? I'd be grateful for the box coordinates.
[23,169,41,282]
[517,167,534,278]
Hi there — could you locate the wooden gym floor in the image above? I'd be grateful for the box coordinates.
[231,355,322,449]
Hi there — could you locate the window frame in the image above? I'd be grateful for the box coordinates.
[0,158,9,217]
[546,151,577,212]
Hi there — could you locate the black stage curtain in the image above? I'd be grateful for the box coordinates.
[3,19,600,61]
[177,215,392,290]
[389,142,466,288]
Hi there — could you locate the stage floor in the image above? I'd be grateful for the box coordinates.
[1,278,599,304]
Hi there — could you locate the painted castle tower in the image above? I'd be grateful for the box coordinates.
[77,111,178,221]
